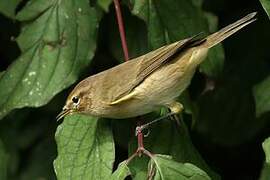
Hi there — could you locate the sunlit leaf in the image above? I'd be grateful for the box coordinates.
[0,0,100,119]
[150,155,210,180]
[259,137,270,180]
[263,137,270,164]
[111,161,131,180]
[54,115,114,180]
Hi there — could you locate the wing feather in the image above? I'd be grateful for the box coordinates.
[110,33,204,105]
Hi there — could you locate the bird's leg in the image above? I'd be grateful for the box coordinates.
[136,111,176,133]
[137,101,184,132]
[126,102,183,164]
[167,101,184,128]
[167,101,184,114]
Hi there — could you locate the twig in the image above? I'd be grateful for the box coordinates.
[113,0,154,166]
[113,0,130,61]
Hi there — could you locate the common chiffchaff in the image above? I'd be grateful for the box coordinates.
[57,12,257,120]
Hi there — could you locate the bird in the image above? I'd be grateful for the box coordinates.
[57,12,257,121]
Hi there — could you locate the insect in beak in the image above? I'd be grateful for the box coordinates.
[56,107,72,121]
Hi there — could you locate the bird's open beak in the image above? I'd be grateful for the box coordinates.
[56,107,72,121]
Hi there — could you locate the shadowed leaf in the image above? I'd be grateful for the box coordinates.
[0,0,100,119]
[20,139,56,180]
[260,0,270,18]
[253,76,270,117]
[0,0,21,18]
[0,140,8,180]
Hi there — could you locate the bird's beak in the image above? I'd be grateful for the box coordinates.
[56,107,72,121]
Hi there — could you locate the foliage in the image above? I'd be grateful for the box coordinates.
[260,0,270,18]
[111,161,131,180]
[54,115,114,179]
[0,0,20,18]
[259,137,270,180]
[0,0,99,119]
[148,155,210,180]
[254,75,270,117]
[0,0,270,179]
[0,140,8,180]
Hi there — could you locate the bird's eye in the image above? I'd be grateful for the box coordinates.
[72,96,79,104]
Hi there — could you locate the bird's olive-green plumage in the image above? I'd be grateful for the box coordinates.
[57,12,257,120]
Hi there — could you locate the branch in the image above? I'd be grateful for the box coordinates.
[113,0,130,61]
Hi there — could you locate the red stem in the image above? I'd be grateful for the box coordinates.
[113,0,148,163]
[113,0,130,61]
[137,128,144,149]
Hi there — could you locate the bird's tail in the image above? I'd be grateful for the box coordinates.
[202,12,257,48]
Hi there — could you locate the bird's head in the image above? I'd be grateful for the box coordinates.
[56,79,92,121]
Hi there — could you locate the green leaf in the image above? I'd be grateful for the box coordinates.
[199,13,224,77]
[127,155,148,180]
[253,76,270,117]
[0,139,8,180]
[54,114,114,180]
[150,155,210,180]
[0,108,57,179]
[263,137,270,164]
[129,0,224,77]
[259,137,270,180]
[0,0,21,18]
[97,0,112,12]
[111,161,131,180]
[259,163,270,180]
[0,72,4,78]
[260,0,270,18]
[0,0,100,119]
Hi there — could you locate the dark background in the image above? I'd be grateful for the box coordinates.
[0,0,270,179]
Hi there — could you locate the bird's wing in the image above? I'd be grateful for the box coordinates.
[110,33,204,105]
